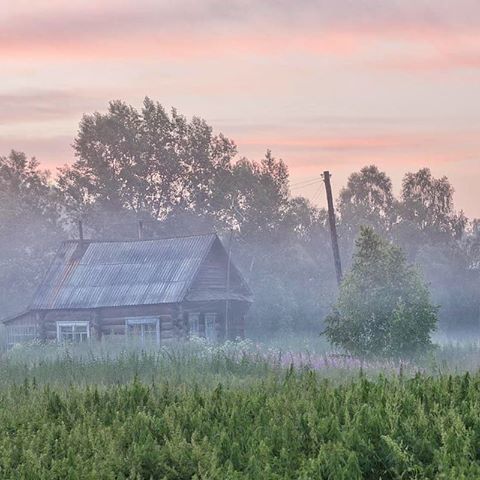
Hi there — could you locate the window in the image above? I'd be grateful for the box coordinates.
[7,325,38,347]
[56,321,90,343]
[188,313,201,338]
[125,317,160,345]
[187,313,217,341]
[205,313,217,342]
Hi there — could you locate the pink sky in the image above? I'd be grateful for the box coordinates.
[1,0,480,217]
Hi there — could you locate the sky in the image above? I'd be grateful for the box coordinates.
[1,0,480,217]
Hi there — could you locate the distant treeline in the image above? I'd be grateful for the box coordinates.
[1,97,478,335]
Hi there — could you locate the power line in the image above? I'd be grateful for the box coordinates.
[289,179,323,190]
[310,186,325,206]
[289,176,320,187]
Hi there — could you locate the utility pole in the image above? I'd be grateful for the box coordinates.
[322,171,343,286]
[224,229,233,341]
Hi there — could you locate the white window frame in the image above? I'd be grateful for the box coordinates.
[125,316,161,345]
[188,313,201,338]
[204,313,218,342]
[6,325,39,347]
[56,321,90,343]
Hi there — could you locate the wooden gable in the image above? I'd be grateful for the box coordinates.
[186,237,252,302]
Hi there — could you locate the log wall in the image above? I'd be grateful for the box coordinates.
[6,300,248,343]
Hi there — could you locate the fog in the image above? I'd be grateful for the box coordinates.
[1,99,479,355]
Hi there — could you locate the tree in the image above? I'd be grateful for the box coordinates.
[54,97,333,335]
[391,168,472,333]
[395,168,466,255]
[325,226,437,357]
[225,151,290,240]
[57,97,236,224]
[0,151,64,316]
[338,165,396,236]
[337,165,397,267]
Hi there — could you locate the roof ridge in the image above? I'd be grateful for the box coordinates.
[63,231,217,245]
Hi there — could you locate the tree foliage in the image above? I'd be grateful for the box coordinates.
[57,97,237,222]
[1,97,479,337]
[338,165,476,331]
[400,168,467,241]
[0,151,63,316]
[326,227,437,357]
[338,165,396,236]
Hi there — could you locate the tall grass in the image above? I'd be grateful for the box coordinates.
[0,339,276,389]
[0,338,480,477]
[2,336,480,389]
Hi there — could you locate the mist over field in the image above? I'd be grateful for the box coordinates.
[2,1,480,478]
[1,100,479,347]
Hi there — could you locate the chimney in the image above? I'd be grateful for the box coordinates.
[137,220,144,240]
[77,220,84,249]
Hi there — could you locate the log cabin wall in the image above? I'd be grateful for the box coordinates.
[5,301,248,345]
[99,304,177,340]
[4,312,34,327]
[14,300,247,343]
[38,304,178,342]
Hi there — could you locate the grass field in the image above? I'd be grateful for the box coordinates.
[1,339,480,478]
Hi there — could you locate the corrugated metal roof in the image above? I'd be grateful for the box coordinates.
[30,234,217,310]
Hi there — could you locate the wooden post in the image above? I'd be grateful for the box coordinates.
[36,311,47,342]
[92,311,102,341]
[224,230,233,340]
[175,304,185,341]
[137,220,144,240]
[323,171,343,286]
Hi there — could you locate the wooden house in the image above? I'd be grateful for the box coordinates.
[3,233,252,346]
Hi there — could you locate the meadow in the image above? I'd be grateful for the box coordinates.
[1,338,480,478]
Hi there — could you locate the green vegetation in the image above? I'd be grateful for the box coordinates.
[326,227,438,357]
[0,341,478,478]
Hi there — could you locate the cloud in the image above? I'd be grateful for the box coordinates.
[7,1,480,34]
[0,28,366,61]
[232,127,480,172]
[0,90,103,125]
[0,135,74,170]
[2,0,480,68]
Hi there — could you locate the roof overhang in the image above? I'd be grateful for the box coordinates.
[2,310,33,325]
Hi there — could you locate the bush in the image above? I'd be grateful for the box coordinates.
[1,371,480,478]
[326,226,437,357]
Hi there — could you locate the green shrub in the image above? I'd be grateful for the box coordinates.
[0,372,480,478]
[326,226,438,357]
[0,341,479,477]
